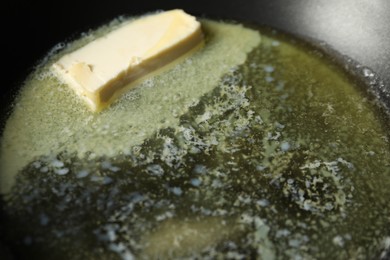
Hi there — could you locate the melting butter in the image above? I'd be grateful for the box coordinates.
[0,19,260,193]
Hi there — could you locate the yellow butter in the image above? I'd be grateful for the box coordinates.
[52,9,204,112]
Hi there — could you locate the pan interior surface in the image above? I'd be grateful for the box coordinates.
[1,16,390,259]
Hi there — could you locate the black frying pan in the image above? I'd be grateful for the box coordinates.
[1,0,390,258]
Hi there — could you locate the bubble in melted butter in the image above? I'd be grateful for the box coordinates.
[1,17,390,260]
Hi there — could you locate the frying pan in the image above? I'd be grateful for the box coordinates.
[1,0,390,258]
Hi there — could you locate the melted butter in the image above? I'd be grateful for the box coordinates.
[1,18,390,260]
[0,19,260,193]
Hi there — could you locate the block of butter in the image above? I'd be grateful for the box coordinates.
[52,9,204,112]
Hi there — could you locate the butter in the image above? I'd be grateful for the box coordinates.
[52,9,204,112]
